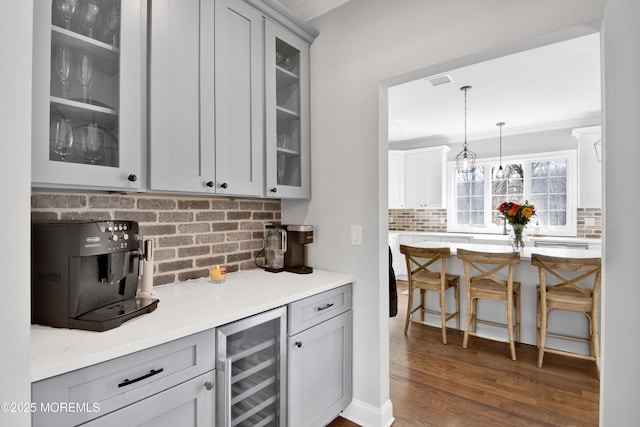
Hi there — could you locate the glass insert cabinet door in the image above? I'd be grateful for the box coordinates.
[265,19,310,199]
[32,0,143,190]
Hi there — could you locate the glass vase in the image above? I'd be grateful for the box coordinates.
[511,224,526,250]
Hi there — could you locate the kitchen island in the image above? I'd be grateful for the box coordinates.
[405,242,601,357]
[31,268,354,382]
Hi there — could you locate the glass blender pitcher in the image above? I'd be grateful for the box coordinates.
[264,225,287,273]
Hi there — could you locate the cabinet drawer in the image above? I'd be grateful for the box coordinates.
[32,329,215,426]
[288,284,352,335]
[81,370,215,427]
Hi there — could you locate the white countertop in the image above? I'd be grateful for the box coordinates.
[410,241,601,260]
[389,231,600,245]
[31,269,354,382]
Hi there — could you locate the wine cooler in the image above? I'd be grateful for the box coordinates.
[216,307,287,426]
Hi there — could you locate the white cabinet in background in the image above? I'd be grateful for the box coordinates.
[32,0,144,191]
[388,150,405,208]
[403,146,450,209]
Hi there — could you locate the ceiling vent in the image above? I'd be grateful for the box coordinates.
[427,74,453,87]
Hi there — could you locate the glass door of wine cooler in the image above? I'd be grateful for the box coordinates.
[32,0,142,190]
[216,307,287,427]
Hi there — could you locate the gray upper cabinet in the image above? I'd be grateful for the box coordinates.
[264,19,311,199]
[148,0,215,193]
[32,0,144,191]
[214,0,264,196]
[149,0,264,197]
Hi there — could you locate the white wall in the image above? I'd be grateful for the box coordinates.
[1,1,33,426]
[601,0,640,424]
[283,0,608,425]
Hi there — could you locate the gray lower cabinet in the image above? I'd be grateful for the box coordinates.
[288,285,353,427]
[81,370,215,426]
[31,329,215,426]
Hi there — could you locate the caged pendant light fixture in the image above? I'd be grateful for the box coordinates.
[456,85,476,174]
[495,122,506,180]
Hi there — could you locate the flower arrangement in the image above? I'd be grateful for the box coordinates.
[496,201,536,226]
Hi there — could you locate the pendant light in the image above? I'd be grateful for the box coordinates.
[495,122,506,180]
[456,85,476,174]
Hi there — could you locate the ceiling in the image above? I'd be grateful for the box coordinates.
[390,33,602,144]
[274,2,601,146]
[275,0,353,21]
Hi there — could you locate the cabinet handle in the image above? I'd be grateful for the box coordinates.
[317,303,334,311]
[118,368,164,388]
[220,182,228,189]
[127,174,137,182]
[294,341,303,348]
[204,381,214,391]
[270,187,277,193]
[206,181,214,188]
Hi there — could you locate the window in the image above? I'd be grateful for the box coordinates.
[447,151,576,235]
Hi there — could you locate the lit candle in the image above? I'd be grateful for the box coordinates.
[210,265,227,283]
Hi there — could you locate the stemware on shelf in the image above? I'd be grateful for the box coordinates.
[104,1,120,47]
[277,153,286,184]
[84,123,102,164]
[50,117,74,162]
[82,0,100,39]
[56,0,78,30]
[78,54,93,103]
[54,46,71,98]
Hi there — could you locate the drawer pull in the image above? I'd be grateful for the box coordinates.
[118,368,164,388]
[317,303,334,311]
[295,341,303,348]
[204,381,214,391]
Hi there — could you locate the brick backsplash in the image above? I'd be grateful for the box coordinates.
[390,207,603,237]
[31,192,281,286]
[388,208,447,232]
[577,207,602,238]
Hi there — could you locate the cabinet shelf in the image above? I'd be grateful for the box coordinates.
[52,26,119,76]
[277,147,300,157]
[50,96,118,127]
[276,65,299,87]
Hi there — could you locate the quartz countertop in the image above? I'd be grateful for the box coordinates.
[410,241,601,260]
[31,269,354,382]
[389,230,600,245]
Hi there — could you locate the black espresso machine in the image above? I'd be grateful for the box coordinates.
[31,220,158,332]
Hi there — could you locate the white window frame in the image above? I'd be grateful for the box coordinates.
[446,150,577,236]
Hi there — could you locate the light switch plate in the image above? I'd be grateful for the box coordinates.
[351,225,362,246]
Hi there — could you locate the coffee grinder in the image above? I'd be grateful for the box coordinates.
[284,225,313,274]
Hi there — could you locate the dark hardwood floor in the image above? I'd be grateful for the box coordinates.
[328,280,599,426]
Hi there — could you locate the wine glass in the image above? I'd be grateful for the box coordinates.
[277,153,286,184]
[56,0,78,31]
[78,54,93,103]
[82,0,100,39]
[54,46,71,98]
[104,1,120,47]
[50,117,74,161]
[84,123,102,164]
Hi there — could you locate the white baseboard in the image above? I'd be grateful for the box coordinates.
[339,398,394,427]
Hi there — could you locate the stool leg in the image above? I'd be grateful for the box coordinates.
[463,296,474,349]
[440,289,447,345]
[506,299,516,361]
[404,284,413,335]
[538,306,548,368]
[515,288,521,343]
[455,281,460,330]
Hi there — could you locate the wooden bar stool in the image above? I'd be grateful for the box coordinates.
[399,245,460,344]
[457,249,521,360]
[530,254,601,379]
